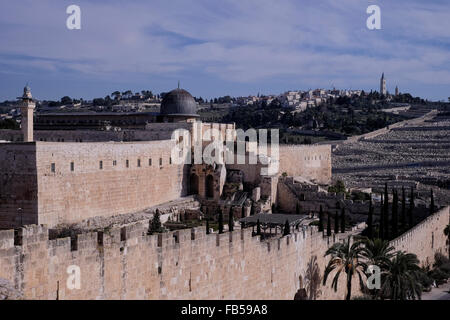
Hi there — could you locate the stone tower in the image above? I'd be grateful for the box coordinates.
[380,73,387,96]
[395,86,399,96]
[18,86,35,142]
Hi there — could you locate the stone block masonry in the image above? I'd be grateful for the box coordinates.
[278,145,332,185]
[0,206,448,300]
[390,206,450,266]
[0,221,353,300]
[0,141,190,228]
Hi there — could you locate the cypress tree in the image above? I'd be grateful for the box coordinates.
[318,205,324,232]
[340,207,345,233]
[218,208,224,234]
[327,213,331,237]
[206,218,210,235]
[384,183,389,240]
[384,183,389,215]
[334,211,339,234]
[430,189,435,216]
[401,187,406,230]
[392,189,398,238]
[283,220,290,236]
[149,209,162,234]
[408,187,414,227]
[379,194,385,240]
[367,197,373,239]
[256,219,261,236]
[228,210,234,232]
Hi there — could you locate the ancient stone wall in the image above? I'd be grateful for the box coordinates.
[0,207,447,300]
[0,143,38,229]
[278,145,332,185]
[0,141,190,228]
[390,206,450,266]
[0,222,353,300]
[34,141,189,227]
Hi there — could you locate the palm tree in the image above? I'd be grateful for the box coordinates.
[323,237,367,300]
[360,237,395,269]
[380,251,424,300]
[359,237,396,299]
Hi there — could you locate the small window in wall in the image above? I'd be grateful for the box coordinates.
[51,163,55,173]
[149,158,152,166]
[70,162,74,172]
[169,157,172,165]
[137,159,141,167]
[126,160,129,168]
[159,158,163,166]
[99,161,103,170]
[113,160,117,166]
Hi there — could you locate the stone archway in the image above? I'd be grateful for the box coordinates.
[189,173,199,195]
[205,174,214,198]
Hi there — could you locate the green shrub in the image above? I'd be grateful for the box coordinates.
[429,268,448,285]
[417,271,434,291]
[433,253,449,268]
[438,262,450,276]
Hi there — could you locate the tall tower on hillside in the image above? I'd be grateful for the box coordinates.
[395,86,399,96]
[18,85,35,142]
[380,73,387,96]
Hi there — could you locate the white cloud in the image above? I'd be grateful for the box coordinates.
[0,0,449,99]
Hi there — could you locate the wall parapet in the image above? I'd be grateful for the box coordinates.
[390,206,450,265]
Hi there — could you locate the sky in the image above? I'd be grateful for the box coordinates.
[0,0,449,101]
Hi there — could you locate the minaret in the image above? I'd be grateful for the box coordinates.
[380,73,387,96]
[18,86,35,142]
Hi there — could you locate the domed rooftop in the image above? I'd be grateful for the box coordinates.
[160,88,199,117]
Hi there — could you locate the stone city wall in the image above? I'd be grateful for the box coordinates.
[0,143,38,228]
[0,222,354,300]
[35,141,190,227]
[0,207,447,300]
[0,141,190,228]
[278,145,332,185]
[390,206,450,266]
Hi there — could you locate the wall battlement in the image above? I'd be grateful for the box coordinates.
[0,219,345,300]
[1,206,448,300]
[390,206,450,266]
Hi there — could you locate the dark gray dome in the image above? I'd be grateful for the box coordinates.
[160,88,198,117]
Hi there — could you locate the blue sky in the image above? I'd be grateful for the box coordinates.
[0,0,449,101]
